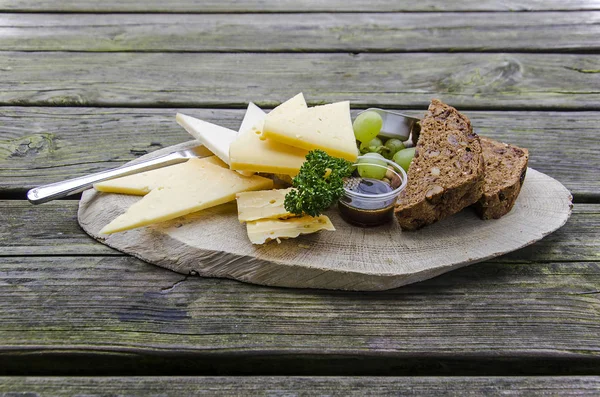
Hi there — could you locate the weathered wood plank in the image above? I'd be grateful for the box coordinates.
[0,200,118,256]
[1,376,600,396]
[0,255,598,375]
[2,0,599,12]
[2,12,599,52]
[1,53,598,109]
[1,108,597,200]
[3,201,597,261]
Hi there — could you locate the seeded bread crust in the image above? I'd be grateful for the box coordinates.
[473,137,529,220]
[394,99,485,230]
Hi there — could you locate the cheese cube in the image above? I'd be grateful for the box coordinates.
[236,188,294,222]
[262,101,358,162]
[99,158,273,234]
[246,215,335,244]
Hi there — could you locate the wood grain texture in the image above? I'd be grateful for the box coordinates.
[1,376,600,396]
[76,141,572,291]
[0,255,598,375]
[2,0,599,12]
[2,12,599,52]
[3,201,596,260]
[1,108,597,200]
[0,52,599,109]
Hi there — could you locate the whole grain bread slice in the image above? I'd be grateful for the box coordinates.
[394,99,485,230]
[473,137,529,220]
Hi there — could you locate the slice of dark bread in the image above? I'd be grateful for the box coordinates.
[394,99,485,230]
[473,137,529,220]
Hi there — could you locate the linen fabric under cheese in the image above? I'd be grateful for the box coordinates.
[93,156,226,195]
[262,101,358,162]
[99,158,273,234]
[246,214,335,244]
[236,188,294,222]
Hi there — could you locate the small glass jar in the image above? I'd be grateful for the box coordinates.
[338,156,408,227]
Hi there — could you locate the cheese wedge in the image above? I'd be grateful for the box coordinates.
[262,101,358,162]
[267,92,307,118]
[246,215,335,244]
[239,102,267,135]
[94,156,226,195]
[229,126,308,175]
[229,93,309,175]
[176,113,237,166]
[99,158,273,234]
[236,188,294,222]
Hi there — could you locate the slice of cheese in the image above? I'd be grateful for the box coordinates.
[229,127,308,175]
[99,158,273,234]
[229,93,309,175]
[176,113,237,166]
[236,188,294,222]
[239,102,267,135]
[93,156,226,195]
[246,215,335,244]
[268,92,307,118]
[262,101,358,162]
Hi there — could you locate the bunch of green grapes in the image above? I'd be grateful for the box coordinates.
[353,110,416,175]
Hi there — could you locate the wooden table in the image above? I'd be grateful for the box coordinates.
[1,1,599,395]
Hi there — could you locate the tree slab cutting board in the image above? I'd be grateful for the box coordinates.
[78,141,572,291]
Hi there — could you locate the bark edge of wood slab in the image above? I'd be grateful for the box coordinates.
[77,141,572,291]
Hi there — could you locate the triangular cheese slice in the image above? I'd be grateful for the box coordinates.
[176,113,237,166]
[229,93,309,176]
[262,101,358,162]
[99,158,273,234]
[94,156,226,195]
[239,102,267,135]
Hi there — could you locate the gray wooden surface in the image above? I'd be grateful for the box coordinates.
[0,0,599,394]
[2,53,599,108]
[2,12,599,52]
[2,0,600,12]
[1,376,600,396]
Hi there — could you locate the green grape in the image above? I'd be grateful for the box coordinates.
[393,148,416,172]
[359,137,383,153]
[353,111,383,143]
[384,138,405,155]
[357,153,387,180]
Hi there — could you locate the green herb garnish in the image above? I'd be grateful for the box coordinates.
[284,150,353,217]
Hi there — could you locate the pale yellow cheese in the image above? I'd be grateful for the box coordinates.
[229,125,308,175]
[93,156,226,195]
[229,93,309,176]
[267,92,307,118]
[236,188,294,223]
[246,215,335,244]
[99,158,273,234]
[262,101,358,162]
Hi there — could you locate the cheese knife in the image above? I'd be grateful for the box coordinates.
[26,146,207,204]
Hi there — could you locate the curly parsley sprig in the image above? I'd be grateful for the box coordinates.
[284,150,353,217]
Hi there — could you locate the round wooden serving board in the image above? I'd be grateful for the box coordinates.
[78,141,572,291]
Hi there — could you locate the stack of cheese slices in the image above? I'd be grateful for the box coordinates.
[95,93,358,244]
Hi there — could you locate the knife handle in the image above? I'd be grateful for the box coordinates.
[27,152,187,205]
